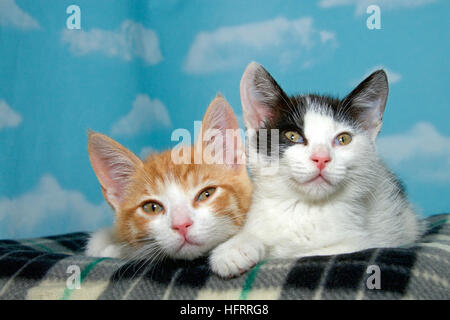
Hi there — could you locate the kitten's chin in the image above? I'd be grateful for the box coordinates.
[289,174,338,201]
[169,242,208,260]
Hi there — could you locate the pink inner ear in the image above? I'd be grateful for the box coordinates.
[198,97,245,168]
[90,154,124,206]
[203,97,239,131]
[88,133,142,209]
[242,98,273,129]
[240,65,273,130]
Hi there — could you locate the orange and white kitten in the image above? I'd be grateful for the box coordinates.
[86,96,252,261]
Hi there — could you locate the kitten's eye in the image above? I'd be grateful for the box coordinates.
[335,133,352,146]
[196,187,217,202]
[142,201,164,214]
[284,131,304,144]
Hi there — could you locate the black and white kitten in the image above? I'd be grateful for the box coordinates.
[210,62,424,278]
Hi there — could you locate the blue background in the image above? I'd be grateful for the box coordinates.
[0,0,449,238]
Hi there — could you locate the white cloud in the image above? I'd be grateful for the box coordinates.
[319,0,437,15]
[0,99,22,129]
[377,122,450,182]
[0,0,40,30]
[352,65,402,87]
[111,94,171,137]
[0,175,112,238]
[61,20,162,65]
[319,30,336,43]
[184,16,337,74]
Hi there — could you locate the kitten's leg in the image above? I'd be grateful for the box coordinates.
[85,227,123,258]
[209,231,266,278]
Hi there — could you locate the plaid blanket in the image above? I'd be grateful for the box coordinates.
[0,214,448,300]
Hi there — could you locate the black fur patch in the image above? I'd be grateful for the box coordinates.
[250,66,388,159]
[254,94,347,158]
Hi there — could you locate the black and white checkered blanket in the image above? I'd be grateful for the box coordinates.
[0,214,448,300]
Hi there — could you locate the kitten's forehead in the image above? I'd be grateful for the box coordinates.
[159,181,191,206]
[139,148,226,198]
[286,94,354,129]
[145,173,217,202]
[303,95,341,118]
[304,110,340,139]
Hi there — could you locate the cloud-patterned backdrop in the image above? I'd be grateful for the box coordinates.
[0,0,449,239]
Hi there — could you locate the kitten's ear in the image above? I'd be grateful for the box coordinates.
[88,131,143,210]
[196,95,245,170]
[342,70,389,141]
[240,62,288,130]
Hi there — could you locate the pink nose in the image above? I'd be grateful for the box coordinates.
[172,221,193,238]
[310,154,331,170]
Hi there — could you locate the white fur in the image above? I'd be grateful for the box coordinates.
[85,227,124,258]
[210,110,423,278]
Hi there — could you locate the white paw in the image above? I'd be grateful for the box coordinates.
[85,228,123,258]
[209,235,265,278]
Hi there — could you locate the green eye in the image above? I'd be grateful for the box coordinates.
[196,187,217,202]
[142,202,164,214]
[335,133,352,146]
[284,131,304,143]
